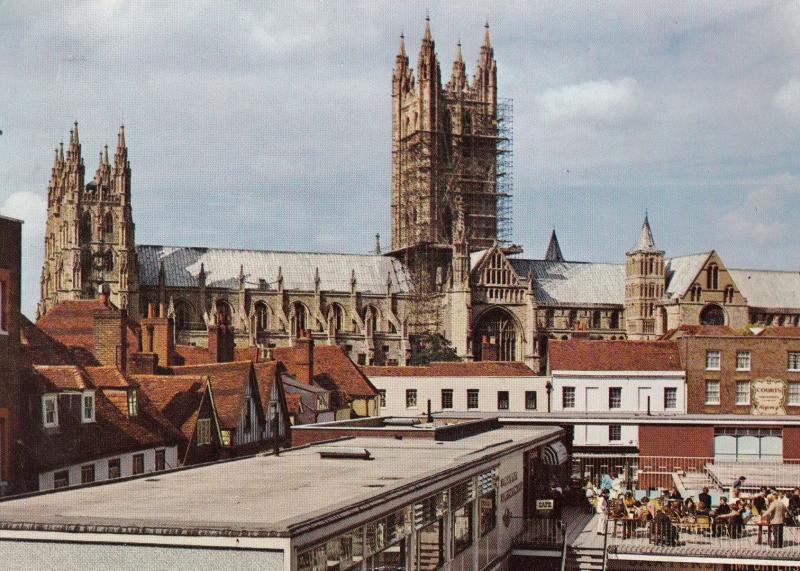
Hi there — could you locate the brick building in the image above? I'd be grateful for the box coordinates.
[0,215,22,494]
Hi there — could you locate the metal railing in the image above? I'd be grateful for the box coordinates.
[512,517,566,549]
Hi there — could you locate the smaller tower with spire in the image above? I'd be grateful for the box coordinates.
[624,213,666,340]
[544,230,565,262]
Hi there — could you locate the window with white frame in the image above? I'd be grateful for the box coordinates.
[562,386,576,409]
[609,425,622,442]
[705,380,721,405]
[441,389,453,409]
[127,389,138,417]
[735,381,751,405]
[736,351,751,371]
[467,389,479,409]
[42,394,58,428]
[82,391,95,423]
[789,352,800,372]
[405,389,417,408]
[497,391,509,410]
[788,382,800,406]
[525,391,537,410]
[196,418,211,446]
[609,387,622,409]
[664,387,677,409]
[706,350,721,370]
[378,389,386,408]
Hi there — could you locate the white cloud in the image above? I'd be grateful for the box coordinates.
[536,77,643,126]
[773,79,800,121]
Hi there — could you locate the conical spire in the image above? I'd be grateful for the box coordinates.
[628,212,661,254]
[483,22,491,48]
[423,14,431,42]
[545,230,565,262]
[72,121,79,145]
[103,144,109,165]
[455,39,463,63]
[59,141,64,162]
[399,32,406,56]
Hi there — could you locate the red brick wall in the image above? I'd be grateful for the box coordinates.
[784,427,800,461]
[638,425,714,458]
[679,335,800,414]
[93,309,127,370]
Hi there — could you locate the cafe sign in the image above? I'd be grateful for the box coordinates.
[751,377,786,416]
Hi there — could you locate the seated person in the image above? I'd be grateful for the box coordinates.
[711,497,732,537]
[623,492,636,510]
[667,486,683,501]
[698,487,712,511]
[652,509,681,546]
[696,500,710,517]
[684,497,697,515]
[729,500,747,538]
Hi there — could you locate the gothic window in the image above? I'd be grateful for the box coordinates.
[329,303,344,333]
[724,286,734,304]
[215,299,232,326]
[364,305,379,335]
[690,283,702,302]
[592,310,601,329]
[292,302,307,336]
[706,264,719,290]
[699,304,725,326]
[80,212,92,242]
[174,300,197,331]
[610,311,620,329]
[472,308,517,362]
[568,310,578,328]
[103,212,114,239]
[545,309,555,328]
[103,250,114,272]
[442,207,453,243]
[254,302,269,334]
[648,258,654,274]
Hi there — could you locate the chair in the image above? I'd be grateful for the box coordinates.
[694,515,711,536]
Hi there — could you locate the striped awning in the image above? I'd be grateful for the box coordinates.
[542,441,568,466]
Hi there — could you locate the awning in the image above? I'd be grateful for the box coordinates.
[542,441,568,466]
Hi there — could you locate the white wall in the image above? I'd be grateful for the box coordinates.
[551,371,686,447]
[368,375,550,417]
[38,446,179,491]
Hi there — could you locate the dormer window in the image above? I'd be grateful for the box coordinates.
[127,389,138,417]
[42,394,58,428]
[316,393,329,411]
[82,391,95,423]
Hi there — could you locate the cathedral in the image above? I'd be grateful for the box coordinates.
[37,21,800,373]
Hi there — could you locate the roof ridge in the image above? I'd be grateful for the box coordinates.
[137,244,393,259]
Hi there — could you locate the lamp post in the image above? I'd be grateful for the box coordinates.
[546,381,553,412]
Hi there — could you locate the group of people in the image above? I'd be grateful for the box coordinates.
[587,478,800,548]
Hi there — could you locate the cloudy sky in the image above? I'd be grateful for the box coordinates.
[1,1,799,317]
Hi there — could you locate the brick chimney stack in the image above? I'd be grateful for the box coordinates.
[141,302,175,367]
[294,330,315,385]
[93,306,128,371]
[208,322,235,363]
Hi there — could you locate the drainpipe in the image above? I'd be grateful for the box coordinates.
[546,381,553,413]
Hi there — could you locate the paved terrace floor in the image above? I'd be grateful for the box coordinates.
[567,508,800,563]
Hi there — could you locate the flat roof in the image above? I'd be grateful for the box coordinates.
[433,411,800,426]
[0,426,561,538]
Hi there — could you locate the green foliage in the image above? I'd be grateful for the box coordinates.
[409,332,461,365]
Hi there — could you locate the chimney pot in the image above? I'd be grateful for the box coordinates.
[147,303,154,318]
[159,302,166,318]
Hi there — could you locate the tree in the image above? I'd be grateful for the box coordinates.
[409,332,460,365]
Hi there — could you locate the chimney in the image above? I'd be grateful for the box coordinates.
[93,307,128,371]
[481,335,498,361]
[294,330,315,384]
[208,323,234,363]
[140,302,175,367]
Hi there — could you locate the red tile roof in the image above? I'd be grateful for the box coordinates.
[285,393,303,414]
[166,361,253,429]
[173,344,261,366]
[20,316,76,367]
[84,366,131,389]
[36,300,141,366]
[253,361,281,417]
[548,340,683,372]
[135,375,210,444]
[361,361,536,377]
[273,344,378,400]
[660,324,740,339]
[757,326,800,337]
[31,365,91,392]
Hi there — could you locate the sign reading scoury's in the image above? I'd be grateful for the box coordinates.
[751,377,786,416]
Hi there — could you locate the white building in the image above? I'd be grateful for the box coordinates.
[362,362,548,417]
[548,339,686,448]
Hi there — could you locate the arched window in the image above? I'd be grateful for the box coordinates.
[330,304,344,334]
[706,264,719,290]
[592,310,601,329]
[104,249,114,272]
[568,310,578,328]
[254,302,269,334]
[472,308,518,362]
[174,300,197,331]
[103,213,114,238]
[610,311,620,329]
[215,300,232,326]
[364,305,379,335]
[690,283,702,302]
[723,286,734,304]
[292,302,307,336]
[80,212,92,242]
[545,309,554,328]
[648,258,654,274]
[699,304,725,326]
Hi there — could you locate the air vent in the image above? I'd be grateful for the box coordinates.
[319,447,372,460]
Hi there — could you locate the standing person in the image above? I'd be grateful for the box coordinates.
[667,486,683,501]
[596,490,609,535]
[753,488,768,514]
[731,476,746,499]
[698,487,712,510]
[763,494,786,548]
[789,488,800,519]
[585,482,597,514]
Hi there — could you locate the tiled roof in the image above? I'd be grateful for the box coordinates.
[30,365,91,392]
[509,259,625,306]
[137,245,410,294]
[85,366,131,388]
[549,340,683,372]
[166,362,253,429]
[285,393,303,414]
[253,361,282,418]
[135,375,210,443]
[361,361,536,377]
[20,316,76,367]
[664,253,710,299]
[661,324,741,339]
[757,326,800,337]
[36,300,141,366]
[273,344,378,399]
[174,344,260,366]
[729,268,800,310]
